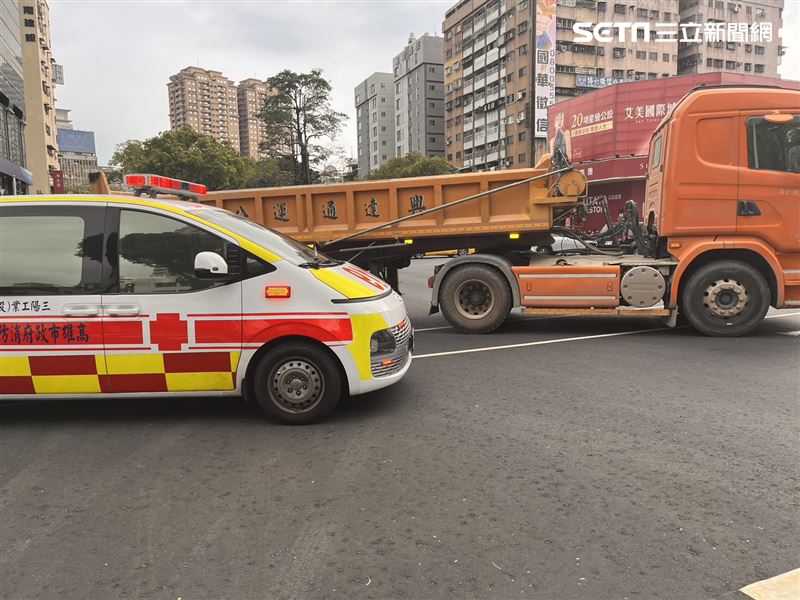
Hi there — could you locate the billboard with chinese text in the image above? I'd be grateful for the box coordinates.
[533,0,556,139]
[547,72,799,163]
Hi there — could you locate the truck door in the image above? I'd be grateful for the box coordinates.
[737,113,800,253]
[102,207,243,394]
[0,203,108,395]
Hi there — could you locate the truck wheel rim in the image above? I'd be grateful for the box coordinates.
[455,279,495,319]
[703,279,748,318]
[271,359,324,413]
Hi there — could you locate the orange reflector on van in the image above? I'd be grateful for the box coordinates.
[381,359,394,366]
[265,286,291,298]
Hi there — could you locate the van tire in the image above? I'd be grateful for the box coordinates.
[252,341,342,424]
[681,260,769,337]
[439,264,512,334]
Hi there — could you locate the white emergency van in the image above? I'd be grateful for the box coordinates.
[0,195,413,423]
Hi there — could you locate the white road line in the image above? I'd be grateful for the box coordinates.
[413,312,800,360]
[740,567,800,600]
[414,314,572,333]
[778,331,800,336]
[414,327,671,359]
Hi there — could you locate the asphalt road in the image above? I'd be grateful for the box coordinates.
[1,258,799,600]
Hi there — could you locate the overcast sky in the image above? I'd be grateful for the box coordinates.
[51,0,799,166]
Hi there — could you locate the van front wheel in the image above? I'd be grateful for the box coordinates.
[253,341,342,424]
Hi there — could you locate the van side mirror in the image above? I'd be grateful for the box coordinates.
[194,251,230,279]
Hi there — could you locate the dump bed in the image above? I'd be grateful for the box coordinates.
[201,161,581,245]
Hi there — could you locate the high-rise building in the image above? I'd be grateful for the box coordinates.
[55,108,98,191]
[237,78,274,159]
[443,0,784,172]
[677,0,784,78]
[18,0,59,193]
[354,73,395,177]
[0,0,31,195]
[393,33,446,160]
[167,66,240,151]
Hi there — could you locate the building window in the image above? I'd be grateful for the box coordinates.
[744,63,752,72]
[636,50,646,60]
[755,46,765,55]
[754,64,765,73]
[23,5,34,14]
[25,33,35,42]
[518,67,527,77]
[24,18,34,26]
[518,153,526,163]
[649,52,658,61]
[613,3,625,14]
[662,53,669,62]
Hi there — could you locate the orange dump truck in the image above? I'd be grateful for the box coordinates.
[204,86,799,336]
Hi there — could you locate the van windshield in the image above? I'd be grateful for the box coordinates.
[188,208,339,267]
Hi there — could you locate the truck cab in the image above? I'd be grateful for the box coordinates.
[644,86,800,335]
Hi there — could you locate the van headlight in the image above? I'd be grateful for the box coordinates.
[370,329,396,355]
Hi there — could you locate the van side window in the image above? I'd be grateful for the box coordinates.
[746,115,800,173]
[0,206,105,295]
[117,210,228,294]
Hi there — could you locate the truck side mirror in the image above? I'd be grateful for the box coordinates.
[194,251,229,279]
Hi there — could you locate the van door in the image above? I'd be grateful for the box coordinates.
[737,113,800,253]
[102,206,243,394]
[0,203,109,395]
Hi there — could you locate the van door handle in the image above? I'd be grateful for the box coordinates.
[63,304,101,317]
[104,304,141,317]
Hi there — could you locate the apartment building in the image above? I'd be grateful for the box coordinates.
[237,78,273,159]
[393,34,446,159]
[677,0,784,77]
[444,0,683,172]
[55,108,98,191]
[18,0,59,193]
[354,72,395,177]
[0,0,31,194]
[167,66,240,151]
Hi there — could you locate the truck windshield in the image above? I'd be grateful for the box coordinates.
[188,208,336,267]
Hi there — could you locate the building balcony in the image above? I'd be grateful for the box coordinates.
[486,66,500,85]
[474,55,487,70]
[463,63,474,77]
[486,47,500,66]
[463,80,474,94]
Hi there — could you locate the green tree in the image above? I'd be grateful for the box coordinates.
[259,69,347,185]
[245,157,298,188]
[110,127,251,191]
[365,152,455,180]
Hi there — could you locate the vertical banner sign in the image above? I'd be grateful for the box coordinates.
[534,0,557,139]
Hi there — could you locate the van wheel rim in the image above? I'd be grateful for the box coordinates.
[455,279,494,319]
[703,279,747,318]
[271,359,323,413]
